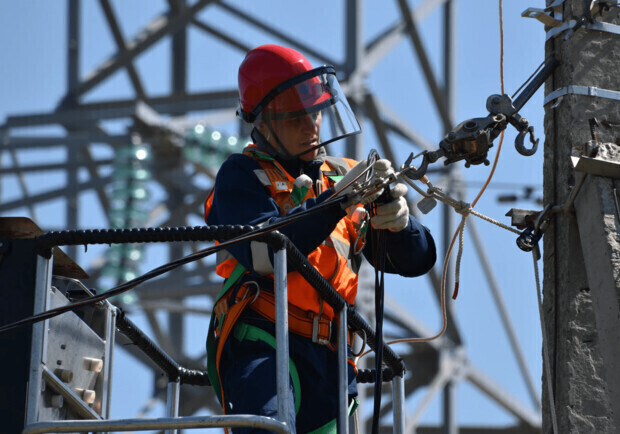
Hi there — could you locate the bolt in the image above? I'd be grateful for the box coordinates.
[447,132,456,141]
[491,96,501,105]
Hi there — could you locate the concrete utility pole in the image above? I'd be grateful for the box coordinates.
[542,1,620,432]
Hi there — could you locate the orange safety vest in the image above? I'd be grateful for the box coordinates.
[204,144,362,320]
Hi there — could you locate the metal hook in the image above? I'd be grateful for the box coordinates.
[515,126,539,156]
[403,151,431,180]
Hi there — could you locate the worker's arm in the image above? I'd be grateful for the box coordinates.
[363,216,437,277]
[206,154,346,273]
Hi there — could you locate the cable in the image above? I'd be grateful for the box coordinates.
[370,210,387,434]
[358,0,510,354]
[533,251,559,434]
[0,195,349,336]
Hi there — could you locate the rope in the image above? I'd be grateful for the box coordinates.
[533,251,559,434]
[359,0,509,351]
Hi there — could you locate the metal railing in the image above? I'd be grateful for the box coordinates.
[24,225,407,433]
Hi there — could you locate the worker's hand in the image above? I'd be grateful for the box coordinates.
[334,159,393,208]
[371,182,410,232]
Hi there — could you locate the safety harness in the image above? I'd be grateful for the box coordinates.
[205,146,364,425]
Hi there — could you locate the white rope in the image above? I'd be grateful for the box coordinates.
[533,251,559,434]
[404,175,561,432]
[454,215,467,292]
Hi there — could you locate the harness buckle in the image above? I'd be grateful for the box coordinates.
[238,281,260,304]
[312,315,332,346]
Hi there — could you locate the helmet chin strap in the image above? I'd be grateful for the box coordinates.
[251,127,294,160]
[252,121,328,161]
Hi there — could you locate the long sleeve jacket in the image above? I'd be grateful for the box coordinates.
[205,152,437,280]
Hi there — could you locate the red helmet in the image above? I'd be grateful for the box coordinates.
[237,44,361,158]
[238,45,330,122]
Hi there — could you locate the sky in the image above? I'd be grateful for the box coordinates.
[0,0,551,431]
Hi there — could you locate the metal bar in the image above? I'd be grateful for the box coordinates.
[99,0,146,98]
[362,0,447,79]
[443,380,456,434]
[372,96,435,151]
[338,308,349,434]
[4,91,238,127]
[0,175,112,212]
[0,134,129,149]
[101,303,116,419]
[67,0,79,98]
[396,0,453,133]
[465,364,541,427]
[392,374,406,434]
[23,415,290,434]
[514,57,558,110]
[171,0,187,105]
[468,219,541,409]
[363,93,397,164]
[65,0,80,259]
[0,159,114,175]
[344,0,363,77]
[191,18,252,53]
[165,380,181,434]
[274,248,291,427]
[215,2,338,68]
[8,149,38,220]
[80,145,112,216]
[443,0,456,119]
[405,358,453,431]
[25,255,54,425]
[68,0,215,99]
[144,309,177,358]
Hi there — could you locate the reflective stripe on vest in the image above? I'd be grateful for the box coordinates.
[205,144,360,320]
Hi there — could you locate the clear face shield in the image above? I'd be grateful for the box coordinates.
[249,66,361,159]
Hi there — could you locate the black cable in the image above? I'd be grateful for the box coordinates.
[1,148,387,335]
[371,227,386,434]
[0,195,348,336]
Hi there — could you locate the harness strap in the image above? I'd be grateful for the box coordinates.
[214,295,253,415]
[243,290,332,344]
[206,263,247,406]
[233,322,302,415]
[306,397,359,434]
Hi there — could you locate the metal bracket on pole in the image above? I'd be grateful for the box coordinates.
[546,18,620,40]
[522,0,565,27]
[544,85,620,107]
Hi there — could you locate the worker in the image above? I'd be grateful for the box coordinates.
[204,44,436,433]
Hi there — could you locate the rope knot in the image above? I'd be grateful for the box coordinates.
[454,201,472,215]
[427,186,441,196]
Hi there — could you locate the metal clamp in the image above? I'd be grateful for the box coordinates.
[544,85,620,107]
[516,205,553,252]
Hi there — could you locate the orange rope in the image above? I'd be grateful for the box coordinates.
[452,0,506,297]
[355,1,509,359]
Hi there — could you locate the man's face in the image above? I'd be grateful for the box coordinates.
[262,111,322,162]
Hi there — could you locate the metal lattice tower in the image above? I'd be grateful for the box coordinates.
[0,1,542,432]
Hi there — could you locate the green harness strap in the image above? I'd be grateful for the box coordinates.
[234,322,302,415]
[306,397,359,434]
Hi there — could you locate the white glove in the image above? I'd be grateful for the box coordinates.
[371,182,410,232]
[333,159,394,208]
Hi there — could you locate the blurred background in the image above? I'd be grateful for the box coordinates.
[0,0,549,432]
